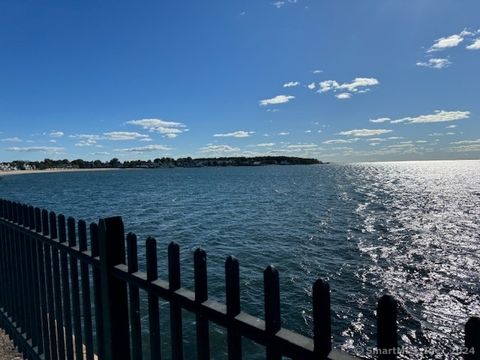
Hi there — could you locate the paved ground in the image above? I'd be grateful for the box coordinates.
[0,329,22,360]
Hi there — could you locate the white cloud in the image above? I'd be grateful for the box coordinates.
[213,131,254,138]
[319,80,339,93]
[1,137,22,142]
[449,139,480,152]
[287,144,318,149]
[338,129,393,137]
[283,81,300,88]
[369,117,391,123]
[335,93,351,100]
[367,138,387,142]
[69,134,101,147]
[446,125,457,129]
[7,146,64,154]
[319,77,379,99]
[259,95,295,106]
[390,110,470,124]
[49,131,64,138]
[307,82,316,90]
[428,34,464,52]
[255,143,275,147]
[115,144,172,153]
[266,109,279,113]
[103,132,151,141]
[313,70,323,74]
[278,132,290,136]
[272,1,285,8]
[322,139,358,144]
[466,38,480,50]
[127,118,187,138]
[199,144,239,153]
[416,58,451,69]
[305,130,311,133]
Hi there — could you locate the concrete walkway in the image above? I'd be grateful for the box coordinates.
[0,329,22,360]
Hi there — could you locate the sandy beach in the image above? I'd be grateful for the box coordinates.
[0,168,121,177]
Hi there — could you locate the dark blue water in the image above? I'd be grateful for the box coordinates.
[1,161,479,359]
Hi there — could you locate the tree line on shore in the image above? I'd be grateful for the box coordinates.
[3,156,323,170]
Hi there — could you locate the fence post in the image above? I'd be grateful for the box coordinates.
[377,295,398,360]
[313,279,332,359]
[98,216,131,360]
[465,317,480,360]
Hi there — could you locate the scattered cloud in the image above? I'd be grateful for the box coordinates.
[127,118,187,138]
[307,82,316,90]
[313,70,323,74]
[450,139,480,145]
[446,124,457,129]
[335,93,351,100]
[6,146,64,154]
[272,0,297,8]
[199,144,239,153]
[428,34,464,52]
[103,132,151,141]
[319,77,379,99]
[49,131,64,138]
[272,1,285,8]
[115,144,172,153]
[466,38,480,50]
[266,108,280,113]
[255,143,275,147]
[259,95,295,106]
[213,131,254,138]
[370,117,391,123]
[367,138,387,142]
[278,132,290,136]
[449,139,480,152]
[1,137,22,142]
[69,134,101,147]
[283,81,300,88]
[390,110,470,124]
[450,144,480,152]
[322,139,358,144]
[416,58,451,69]
[338,129,393,137]
[287,144,319,149]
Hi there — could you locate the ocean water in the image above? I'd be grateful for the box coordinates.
[0,160,479,359]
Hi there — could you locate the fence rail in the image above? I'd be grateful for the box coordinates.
[0,198,479,360]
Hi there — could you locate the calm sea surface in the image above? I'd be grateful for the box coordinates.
[1,160,479,359]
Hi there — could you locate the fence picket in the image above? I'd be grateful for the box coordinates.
[194,248,210,360]
[59,214,75,360]
[127,232,143,360]
[146,236,161,360]
[264,265,281,360]
[79,220,94,360]
[168,241,183,360]
[225,256,241,360]
[50,211,66,360]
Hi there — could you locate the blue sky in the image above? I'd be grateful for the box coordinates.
[0,0,479,162]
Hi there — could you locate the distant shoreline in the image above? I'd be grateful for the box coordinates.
[0,168,122,177]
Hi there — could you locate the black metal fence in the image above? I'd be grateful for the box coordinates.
[0,198,479,360]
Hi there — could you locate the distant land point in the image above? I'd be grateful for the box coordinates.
[1,156,325,173]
